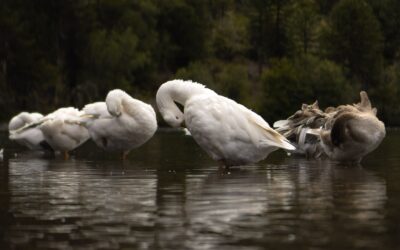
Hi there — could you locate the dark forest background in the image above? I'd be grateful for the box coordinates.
[1,0,400,125]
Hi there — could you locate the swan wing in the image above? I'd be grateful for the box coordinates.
[243,107,296,150]
[9,118,48,135]
[186,95,295,151]
[82,102,110,118]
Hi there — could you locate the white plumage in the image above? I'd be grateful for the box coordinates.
[81,89,157,159]
[8,112,49,150]
[39,107,90,158]
[156,79,295,166]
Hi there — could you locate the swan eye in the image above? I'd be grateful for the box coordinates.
[175,116,179,120]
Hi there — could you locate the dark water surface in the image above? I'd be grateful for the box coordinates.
[0,130,399,250]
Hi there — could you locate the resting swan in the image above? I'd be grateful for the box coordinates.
[8,112,51,151]
[156,79,295,167]
[81,89,157,160]
[274,91,386,163]
[38,107,90,159]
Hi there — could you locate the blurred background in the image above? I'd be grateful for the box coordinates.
[1,0,399,124]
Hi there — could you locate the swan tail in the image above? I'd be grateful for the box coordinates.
[258,127,296,151]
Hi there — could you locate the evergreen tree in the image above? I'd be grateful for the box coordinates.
[321,0,383,89]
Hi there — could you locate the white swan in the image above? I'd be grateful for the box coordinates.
[81,89,157,159]
[38,107,90,159]
[8,112,51,150]
[156,79,295,166]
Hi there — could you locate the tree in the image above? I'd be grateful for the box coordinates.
[261,55,355,121]
[321,0,383,89]
[366,0,400,63]
[157,0,211,71]
[286,0,321,57]
[247,0,291,74]
[211,11,249,60]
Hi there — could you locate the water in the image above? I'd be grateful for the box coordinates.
[0,130,399,250]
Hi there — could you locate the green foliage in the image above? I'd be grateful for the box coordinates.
[214,62,253,107]
[248,0,291,71]
[211,11,249,60]
[286,0,321,56]
[87,28,148,92]
[157,0,211,70]
[1,0,400,125]
[373,62,400,124]
[261,55,355,121]
[321,0,384,88]
[175,61,214,87]
[175,60,254,107]
[366,0,400,62]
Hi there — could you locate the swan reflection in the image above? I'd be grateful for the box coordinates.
[4,147,389,250]
[7,158,157,249]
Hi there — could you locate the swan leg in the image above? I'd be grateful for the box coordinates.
[121,150,130,160]
[63,151,70,160]
[217,159,230,171]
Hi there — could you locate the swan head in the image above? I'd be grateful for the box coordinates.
[159,108,185,128]
[106,89,127,117]
[107,102,122,117]
[156,80,192,128]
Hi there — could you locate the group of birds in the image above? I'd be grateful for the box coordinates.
[7,79,386,166]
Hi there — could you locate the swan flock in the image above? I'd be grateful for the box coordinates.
[8,79,385,165]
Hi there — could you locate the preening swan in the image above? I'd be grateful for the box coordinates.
[81,89,157,160]
[8,112,51,150]
[274,91,386,163]
[38,107,90,159]
[156,79,295,166]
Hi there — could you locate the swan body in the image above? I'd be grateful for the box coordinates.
[156,79,295,166]
[274,91,386,163]
[81,89,157,158]
[39,107,90,157]
[8,112,50,150]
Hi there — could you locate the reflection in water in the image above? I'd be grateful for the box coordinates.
[0,131,397,250]
[181,161,388,250]
[7,158,157,249]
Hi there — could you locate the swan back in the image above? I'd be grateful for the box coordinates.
[275,91,385,162]
[81,90,157,152]
[8,112,48,150]
[9,112,44,131]
[39,107,90,151]
[81,102,111,126]
[321,92,385,162]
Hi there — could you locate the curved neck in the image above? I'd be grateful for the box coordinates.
[156,80,214,110]
[106,89,130,116]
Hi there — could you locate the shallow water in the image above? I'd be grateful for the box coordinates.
[0,130,399,250]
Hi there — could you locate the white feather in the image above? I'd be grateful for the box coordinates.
[39,107,90,152]
[80,89,157,153]
[8,112,48,150]
[157,79,295,166]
